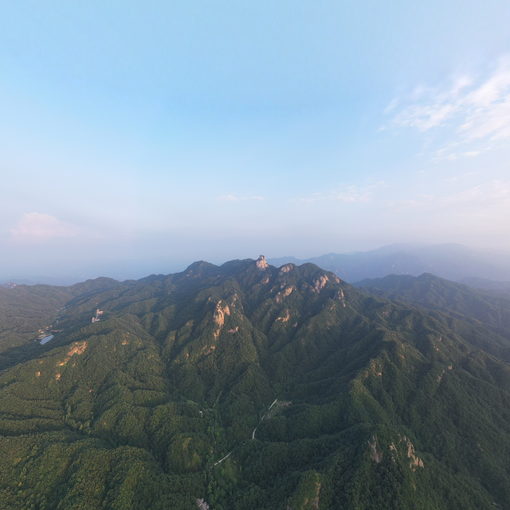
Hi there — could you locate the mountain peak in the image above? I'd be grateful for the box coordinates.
[255,254,269,270]
[184,260,217,275]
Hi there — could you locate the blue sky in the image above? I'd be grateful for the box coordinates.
[1,1,510,280]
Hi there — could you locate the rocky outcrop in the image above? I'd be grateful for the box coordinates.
[388,435,425,471]
[405,437,424,471]
[256,255,269,270]
[336,288,346,307]
[313,275,329,293]
[368,435,383,463]
[196,499,210,510]
[56,341,88,367]
[213,300,231,339]
[275,309,291,323]
[276,286,296,303]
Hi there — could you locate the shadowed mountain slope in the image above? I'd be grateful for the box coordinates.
[356,273,510,341]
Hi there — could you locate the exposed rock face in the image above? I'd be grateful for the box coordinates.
[213,300,231,339]
[196,499,210,510]
[370,359,383,377]
[368,435,383,463]
[56,341,88,367]
[275,309,291,323]
[405,437,424,471]
[202,345,216,356]
[313,275,329,293]
[276,286,296,303]
[256,255,269,270]
[387,435,425,471]
[336,288,346,307]
[280,264,294,273]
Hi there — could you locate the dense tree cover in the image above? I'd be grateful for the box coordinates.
[0,259,510,509]
[0,285,70,350]
[356,273,510,337]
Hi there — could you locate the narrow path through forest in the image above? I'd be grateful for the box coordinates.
[212,398,278,466]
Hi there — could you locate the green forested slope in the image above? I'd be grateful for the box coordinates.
[1,258,510,509]
[356,273,510,341]
[0,278,120,371]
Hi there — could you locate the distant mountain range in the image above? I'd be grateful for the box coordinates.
[1,256,510,508]
[270,243,510,284]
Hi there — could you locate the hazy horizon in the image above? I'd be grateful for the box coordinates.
[2,242,510,286]
[2,1,510,281]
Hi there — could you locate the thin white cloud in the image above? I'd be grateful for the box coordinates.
[298,182,386,204]
[389,180,510,212]
[444,180,510,207]
[386,56,510,159]
[217,194,265,202]
[10,212,78,243]
[383,97,399,114]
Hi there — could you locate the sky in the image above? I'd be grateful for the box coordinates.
[1,1,510,281]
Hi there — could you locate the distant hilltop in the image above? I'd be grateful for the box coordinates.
[270,243,510,284]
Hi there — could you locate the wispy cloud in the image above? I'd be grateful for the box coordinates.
[386,56,510,159]
[217,194,265,202]
[9,212,78,243]
[389,179,510,213]
[298,182,385,204]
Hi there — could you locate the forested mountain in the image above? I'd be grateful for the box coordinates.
[461,277,510,296]
[356,273,510,341]
[270,244,510,283]
[0,278,120,370]
[1,257,510,509]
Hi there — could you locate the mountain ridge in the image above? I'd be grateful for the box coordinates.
[270,244,510,283]
[356,272,510,340]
